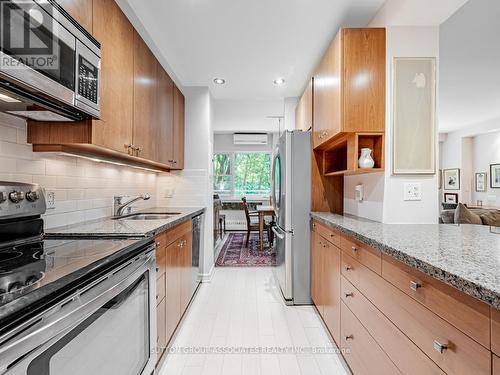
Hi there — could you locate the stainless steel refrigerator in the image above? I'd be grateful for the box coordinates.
[271,130,311,305]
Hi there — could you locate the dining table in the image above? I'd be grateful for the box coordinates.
[256,205,275,251]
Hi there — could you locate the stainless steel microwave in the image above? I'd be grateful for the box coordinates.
[0,0,100,121]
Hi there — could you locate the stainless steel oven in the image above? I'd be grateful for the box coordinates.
[0,0,100,121]
[0,246,157,375]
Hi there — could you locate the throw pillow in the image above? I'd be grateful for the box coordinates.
[479,210,500,227]
[454,203,482,225]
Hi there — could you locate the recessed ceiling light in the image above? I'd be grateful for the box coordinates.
[273,78,285,85]
[214,78,226,85]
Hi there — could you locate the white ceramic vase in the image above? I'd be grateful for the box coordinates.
[358,148,375,169]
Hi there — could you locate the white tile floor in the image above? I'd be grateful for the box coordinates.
[158,267,348,375]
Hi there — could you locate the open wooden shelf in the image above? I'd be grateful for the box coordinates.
[321,132,384,177]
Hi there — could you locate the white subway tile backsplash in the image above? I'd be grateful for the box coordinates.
[0,114,173,229]
[0,126,17,143]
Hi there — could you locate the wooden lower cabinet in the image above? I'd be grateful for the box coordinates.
[155,221,193,366]
[166,239,181,340]
[311,222,341,344]
[492,308,500,356]
[310,220,496,375]
[341,302,400,375]
[341,276,444,375]
[310,230,323,315]
[322,238,341,344]
[494,354,500,375]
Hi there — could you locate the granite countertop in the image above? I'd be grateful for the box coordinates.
[45,207,206,238]
[311,212,500,309]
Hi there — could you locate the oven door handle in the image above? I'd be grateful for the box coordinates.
[0,249,155,373]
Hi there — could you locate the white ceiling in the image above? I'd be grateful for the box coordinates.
[439,0,500,133]
[118,0,385,100]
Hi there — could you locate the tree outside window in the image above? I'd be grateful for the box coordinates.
[213,152,271,197]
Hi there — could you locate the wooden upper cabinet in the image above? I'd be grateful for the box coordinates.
[313,28,385,149]
[295,79,313,132]
[133,31,159,162]
[55,0,93,32]
[157,65,174,165]
[172,85,185,169]
[313,31,342,148]
[91,0,134,155]
[27,1,185,171]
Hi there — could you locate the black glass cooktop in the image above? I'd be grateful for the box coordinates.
[0,238,143,307]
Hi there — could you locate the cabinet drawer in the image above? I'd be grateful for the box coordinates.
[156,297,166,363]
[166,220,192,245]
[156,245,166,277]
[341,253,491,375]
[341,276,444,375]
[493,308,500,356]
[312,220,341,247]
[156,273,166,304]
[340,302,400,375]
[382,255,490,348]
[340,235,381,274]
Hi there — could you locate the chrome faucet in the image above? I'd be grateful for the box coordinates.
[114,194,151,216]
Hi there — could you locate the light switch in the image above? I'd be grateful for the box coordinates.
[404,183,422,201]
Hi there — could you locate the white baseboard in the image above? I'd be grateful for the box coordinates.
[199,263,215,283]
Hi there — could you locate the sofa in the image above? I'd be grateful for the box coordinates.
[440,203,500,226]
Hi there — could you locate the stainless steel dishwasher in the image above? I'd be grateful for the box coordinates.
[191,214,203,294]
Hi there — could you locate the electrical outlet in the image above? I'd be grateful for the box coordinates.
[404,183,422,201]
[46,191,56,209]
[164,188,174,198]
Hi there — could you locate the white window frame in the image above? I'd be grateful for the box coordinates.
[213,151,272,199]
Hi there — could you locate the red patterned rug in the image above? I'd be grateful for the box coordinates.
[216,232,276,267]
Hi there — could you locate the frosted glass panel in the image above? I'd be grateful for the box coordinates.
[393,58,436,174]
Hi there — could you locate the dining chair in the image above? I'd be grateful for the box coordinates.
[242,197,272,248]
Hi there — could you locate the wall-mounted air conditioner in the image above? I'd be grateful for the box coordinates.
[233,133,268,145]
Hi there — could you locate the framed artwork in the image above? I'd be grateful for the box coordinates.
[475,172,487,192]
[491,164,500,188]
[443,168,460,190]
[444,193,458,204]
[393,57,436,175]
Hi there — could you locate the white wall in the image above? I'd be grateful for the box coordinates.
[441,129,500,207]
[440,115,500,206]
[213,99,284,133]
[0,113,161,229]
[157,87,215,280]
[344,26,440,223]
[472,131,500,206]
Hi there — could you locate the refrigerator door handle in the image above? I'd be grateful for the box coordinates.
[271,147,279,217]
[272,226,285,240]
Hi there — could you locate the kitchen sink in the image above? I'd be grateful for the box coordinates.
[113,212,181,220]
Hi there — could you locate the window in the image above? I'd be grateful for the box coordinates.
[213,152,271,197]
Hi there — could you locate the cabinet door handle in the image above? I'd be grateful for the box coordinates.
[344,265,352,271]
[433,340,448,353]
[344,292,354,298]
[351,246,358,253]
[168,159,175,163]
[345,334,354,341]
[409,280,422,291]
[156,242,161,247]
[156,267,159,273]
